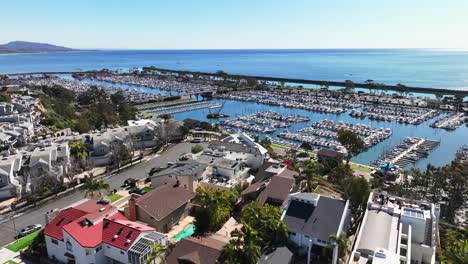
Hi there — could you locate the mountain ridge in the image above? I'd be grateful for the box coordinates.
[0,41,78,54]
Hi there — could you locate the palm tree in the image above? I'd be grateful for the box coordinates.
[79,178,110,199]
[240,224,262,264]
[329,232,349,262]
[222,224,262,264]
[146,242,166,264]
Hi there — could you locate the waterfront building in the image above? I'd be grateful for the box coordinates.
[349,192,439,264]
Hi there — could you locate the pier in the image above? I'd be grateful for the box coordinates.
[430,112,465,130]
[374,137,440,168]
[147,102,222,115]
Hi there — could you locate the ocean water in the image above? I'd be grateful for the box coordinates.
[2,49,468,89]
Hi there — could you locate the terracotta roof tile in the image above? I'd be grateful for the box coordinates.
[44,208,87,241]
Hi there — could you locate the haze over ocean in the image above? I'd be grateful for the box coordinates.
[2,49,468,89]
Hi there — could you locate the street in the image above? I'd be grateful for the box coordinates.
[0,142,200,248]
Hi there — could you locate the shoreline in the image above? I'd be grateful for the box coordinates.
[0,50,98,56]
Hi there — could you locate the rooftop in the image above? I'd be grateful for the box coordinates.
[136,185,195,221]
[283,195,347,241]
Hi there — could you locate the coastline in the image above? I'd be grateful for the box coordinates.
[0,50,98,56]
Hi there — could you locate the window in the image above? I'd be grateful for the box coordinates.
[120,251,125,255]
[66,241,73,252]
[86,249,93,256]
[288,232,296,236]
[96,246,102,252]
[51,239,58,245]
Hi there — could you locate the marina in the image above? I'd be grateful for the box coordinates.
[237,111,309,128]
[13,74,465,170]
[430,112,465,130]
[218,90,355,114]
[299,120,392,148]
[146,102,222,115]
[350,104,440,125]
[373,137,440,169]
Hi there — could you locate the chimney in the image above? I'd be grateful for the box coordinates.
[128,195,138,221]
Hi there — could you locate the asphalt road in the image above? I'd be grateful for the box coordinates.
[0,142,201,248]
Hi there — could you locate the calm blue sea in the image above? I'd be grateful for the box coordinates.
[2,49,468,168]
[2,49,468,89]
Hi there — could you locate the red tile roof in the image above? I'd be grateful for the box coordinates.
[44,208,87,241]
[102,216,153,251]
[44,199,155,251]
[63,218,104,248]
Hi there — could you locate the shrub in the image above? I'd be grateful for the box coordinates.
[191,145,203,154]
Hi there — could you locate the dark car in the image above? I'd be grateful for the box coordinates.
[122,178,136,187]
[97,198,110,205]
[148,166,164,176]
[128,188,147,195]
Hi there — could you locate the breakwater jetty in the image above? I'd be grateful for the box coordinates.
[5,69,468,97]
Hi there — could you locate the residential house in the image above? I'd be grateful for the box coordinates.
[44,199,168,264]
[281,193,350,264]
[242,163,297,208]
[165,236,227,264]
[84,125,158,166]
[349,192,439,264]
[21,142,71,191]
[0,153,23,198]
[259,246,293,264]
[150,161,207,192]
[317,148,345,164]
[127,185,195,233]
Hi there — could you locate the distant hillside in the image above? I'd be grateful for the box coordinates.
[0,41,77,54]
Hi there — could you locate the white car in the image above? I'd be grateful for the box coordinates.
[17,224,42,238]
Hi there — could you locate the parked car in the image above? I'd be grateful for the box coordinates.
[97,198,110,205]
[167,162,175,166]
[17,224,42,238]
[128,188,147,195]
[191,138,202,143]
[148,166,164,176]
[122,178,136,187]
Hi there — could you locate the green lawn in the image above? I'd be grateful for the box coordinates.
[6,229,42,252]
[142,187,153,193]
[271,143,290,150]
[107,193,124,203]
[3,261,18,264]
[350,162,373,173]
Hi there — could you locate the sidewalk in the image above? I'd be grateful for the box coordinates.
[0,248,23,264]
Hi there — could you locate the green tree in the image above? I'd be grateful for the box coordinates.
[191,144,204,154]
[222,224,262,264]
[328,232,349,261]
[194,186,239,233]
[441,229,468,264]
[342,176,370,210]
[110,90,126,105]
[241,202,287,247]
[145,242,167,264]
[337,129,364,165]
[79,178,110,199]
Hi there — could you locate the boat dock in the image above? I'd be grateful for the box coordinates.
[373,137,440,168]
[430,112,464,130]
[147,102,222,115]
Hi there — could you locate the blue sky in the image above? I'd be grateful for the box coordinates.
[1,0,467,49]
